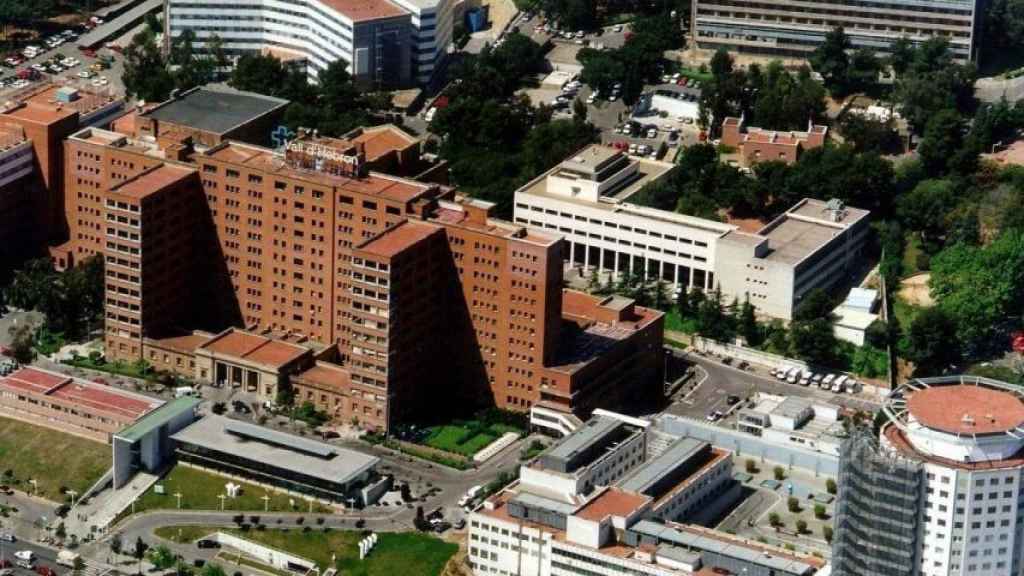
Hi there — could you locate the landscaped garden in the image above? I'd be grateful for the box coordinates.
[422,421,521,457]
[155,526,457,576]
[133,465,330,514]
[0,415,110,500]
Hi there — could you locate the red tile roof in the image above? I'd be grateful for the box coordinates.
[0,367,160,420]
[200,329,310,368]
[111,164,196,199]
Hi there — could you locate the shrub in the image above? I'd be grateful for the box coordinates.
[787,497,800,513]
[826,478,837,494]
[814,504,827,519]
[773,466,786,481]
[745,459,757,474]
[823,525,834,543]
[795,519,808,534]
[768,512,782,527]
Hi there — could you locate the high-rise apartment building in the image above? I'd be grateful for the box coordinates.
[692,0,983,63]
[56,93,664,430]
[833,376,1024,576]
[165,0,453,86]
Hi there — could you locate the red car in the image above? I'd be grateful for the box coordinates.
[36,566,56,576]
[0,559,11,568]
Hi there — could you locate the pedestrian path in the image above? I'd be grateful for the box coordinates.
[65,471,160,538]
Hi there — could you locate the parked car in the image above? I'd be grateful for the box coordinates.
[726,395,741,405]
[35,566,55,576]
[196,540,220,549]
[821,374,836,389]
[0,533,14,543]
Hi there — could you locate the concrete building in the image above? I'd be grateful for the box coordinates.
[833,376,1024,576]
[715,198,871,320]
[111,396,201,488]
[58,110,664,432]
[171,414,382,504]
[468,410,825,576]
[165,0,453,86]
[720,116,828,166]
[692,0,984,63]
[736,394,844,456]
[514,145,871,321]
[0,82,125,267]
[0,366,162,443]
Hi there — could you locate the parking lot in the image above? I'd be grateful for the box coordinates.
[0,24,126,98]
[667,352,884,423]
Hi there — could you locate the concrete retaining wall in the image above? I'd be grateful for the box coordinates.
[215,532,316,571]
[656,414,839,477]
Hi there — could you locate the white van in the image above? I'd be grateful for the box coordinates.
[424,107,437,123]
[14,551,34,569]
[174,386,196,398]
[459,484,483,507]
[799,370,812,386]
[833,375,848,393]
[786,368,800,384]
[821,374,836,390]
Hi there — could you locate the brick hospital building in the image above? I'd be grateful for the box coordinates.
[48,88,664,431]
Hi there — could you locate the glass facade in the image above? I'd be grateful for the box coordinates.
[832,430,924,576]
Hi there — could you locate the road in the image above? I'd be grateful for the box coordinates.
[666,351,884,421]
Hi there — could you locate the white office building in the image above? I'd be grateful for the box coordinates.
[514,145,871,320]
[165,0,452,86]
[468,411,825,576]
[834,376,1024,576]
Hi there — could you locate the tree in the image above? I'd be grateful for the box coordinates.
[986,0,1024,48]
[676,286,691,316]
[810,27,851,95]
[745,459,757,474]
[787,496,800,513]
[773,466,786,480]
[572,97,587,123]
[847,47,881,93]
[795,519,808,534]
[917,109,977,177]
[814,503,827,519]
[149,545,176,570]
[111,534,123,557]
[789,318,836,366]
[793,289,833,322]
[905,307,960,374]
[823,525,834,543]
[865,319,889,349]
[895,37,977,133]
[122,30,175,102]
[739,298,760,345]
[7,324,34,364]
[888,36,915,77]
[839,113,901,154]
[768,512,782,527]
[896,179,959,241]
[578,50,625,95]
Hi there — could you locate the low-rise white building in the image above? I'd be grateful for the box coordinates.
[514,145,872,321]
[737,395,844,457]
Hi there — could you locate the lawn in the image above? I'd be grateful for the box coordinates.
[133,465,331,514]
[892,296,923,331]
[664,309,698,334]
[422,421,522,457]
[231,528,456,576]
[0,415,110,500]
[901,234,923,276]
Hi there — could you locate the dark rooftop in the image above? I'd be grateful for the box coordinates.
[144,87,289,136]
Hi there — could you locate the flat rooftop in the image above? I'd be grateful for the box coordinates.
[171,415,379,486]
[320,0,407,22]
[144,87,289,135]
[574,487,650,522]
[724,198,870,266]
[544,416,626,466]
[111,164,195,199]
[1,83,120,124]
[430,199,561,247]
[356,220,442,258]
[116,396,200,442]
[0,367,161,421]
[204,141,438,204]
[617,437,707,494]
[907,384,1024,436]
[198,328,310,369]
[558,145,623,176]
[771,396,813,420]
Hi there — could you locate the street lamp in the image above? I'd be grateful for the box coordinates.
[28,479,37,496]
[218,494,226,511]
[67,489,79,508]
[174,492,182,510]
[261,495,270,512]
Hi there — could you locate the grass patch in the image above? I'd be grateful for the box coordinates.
[154,525,217,544]
[665,337,688,349]
[134,465,331,514]
[664,309,698,334]
[893,296,923,330]
[219,554,294,576]
[0,415,110,500]
[422,421,521,457]
[902,235,923,277]
[225,528,456,576]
